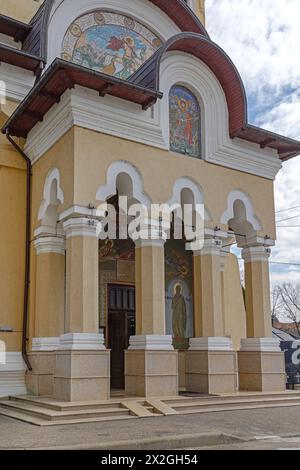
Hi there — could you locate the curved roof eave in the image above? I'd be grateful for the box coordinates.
[130,32,248,137]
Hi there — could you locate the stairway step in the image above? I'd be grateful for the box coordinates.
[174,401,300,415]
[169,396,300,409]
[165,394,300,407]
[0,401,130,421]
[10,396,123,412]
[0,406,136,427]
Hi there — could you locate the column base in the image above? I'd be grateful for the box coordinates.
[53,334,110,402]
[186,338,237,394]
[26,351,56,396]
[54,350,110,402]
[0,353,26,398]
[125,336,178,397]
[238,338,286,392]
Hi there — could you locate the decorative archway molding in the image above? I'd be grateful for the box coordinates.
[220,190,262,231]
[38,167,64,224]
[96,160,152,208]
[166,176,212,221]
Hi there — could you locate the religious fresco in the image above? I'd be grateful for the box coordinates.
[165,240,194,350]
[169,85,201,158]
[61,11,162,80]
[98,239,135,329]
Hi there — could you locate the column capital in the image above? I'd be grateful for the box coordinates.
[193,238,222,257]
[34,236,66,255]
[242,245,271,263]
[63,217,100,239]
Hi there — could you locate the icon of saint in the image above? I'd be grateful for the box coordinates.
[172,284,187,339]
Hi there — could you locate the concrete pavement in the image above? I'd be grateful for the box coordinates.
[1,406,300,450]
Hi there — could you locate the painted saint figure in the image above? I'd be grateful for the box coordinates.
[172,284,187,339]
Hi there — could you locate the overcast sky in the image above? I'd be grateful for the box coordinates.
[206,0,300,286]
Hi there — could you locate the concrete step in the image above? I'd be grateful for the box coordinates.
[167,396,300,410]
[172,401,300,415]
[164,392,300,407]
[0,400,131,422]
[0,406,136,427]
[10,396,124,412]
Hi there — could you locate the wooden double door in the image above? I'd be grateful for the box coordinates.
[108,285,136,389]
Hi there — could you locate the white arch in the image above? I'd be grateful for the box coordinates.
[38,168,64,223]
[220,190,262,230]
[46,0,180,68]
[96,160,152,207]
[166,177,211,221]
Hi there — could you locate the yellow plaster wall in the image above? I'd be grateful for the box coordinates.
[0,112,26,352]
[0,0,44,23]
[72,127,276,239]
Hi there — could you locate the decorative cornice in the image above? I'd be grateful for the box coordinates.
[32,337,60,351]
[193,238,222,257]
[58,333,106,351]
[0,62,34,102]
[240,338,281,353]
[242,246,271,263]
[189,337,233,351]
[63,217,101,239]
[129,335,174,351]
[34,236,66,255]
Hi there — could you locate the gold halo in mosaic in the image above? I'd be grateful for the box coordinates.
[70,23,82,37]
[123,16,136,29]
[152,37,162,49]
[61,52,71,62]
[94,11,106,25]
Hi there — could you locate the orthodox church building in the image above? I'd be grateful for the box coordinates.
[0,0,300,405]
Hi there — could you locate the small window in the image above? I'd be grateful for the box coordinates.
[169,85,201,158]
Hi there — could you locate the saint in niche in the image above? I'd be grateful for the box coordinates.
[172,284,187,339]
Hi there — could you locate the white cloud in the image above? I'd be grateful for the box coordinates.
[206,0,300,286]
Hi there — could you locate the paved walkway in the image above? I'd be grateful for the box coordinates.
[1,406,300,449]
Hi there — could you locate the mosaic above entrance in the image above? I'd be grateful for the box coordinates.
[61,11,162,80]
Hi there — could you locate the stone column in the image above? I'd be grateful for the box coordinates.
[238,246,285,391]
[186,239,237,394]
[125,238,178,397]
[26,231,65,397]
[54,218,110,402]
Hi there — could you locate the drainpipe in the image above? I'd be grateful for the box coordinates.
[6,130,32,371]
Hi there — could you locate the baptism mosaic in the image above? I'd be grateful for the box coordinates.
[169,85,201,158]
[61,11,162,80]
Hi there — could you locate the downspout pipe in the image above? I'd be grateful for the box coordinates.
[6,130,32,371]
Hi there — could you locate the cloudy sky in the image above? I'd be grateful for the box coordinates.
[206,0,300,286]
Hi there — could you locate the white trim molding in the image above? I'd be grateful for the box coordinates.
[242,246,271,263]
[193,238,222,257]
[129,335,174,351]
[34,236,66,255]
[220,190,262,230]
[32,337,60,352]
[38,167,64,223]
[46,0,180,68]
[63,217,101,239]
[59,333,106,351]
[0,62,34,103]
[96,160,152,207]
[189,337,234,351]
[240,338,281,353]
[0,352,27,398]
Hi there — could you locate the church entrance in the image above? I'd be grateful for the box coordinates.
[108,284,136,389]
